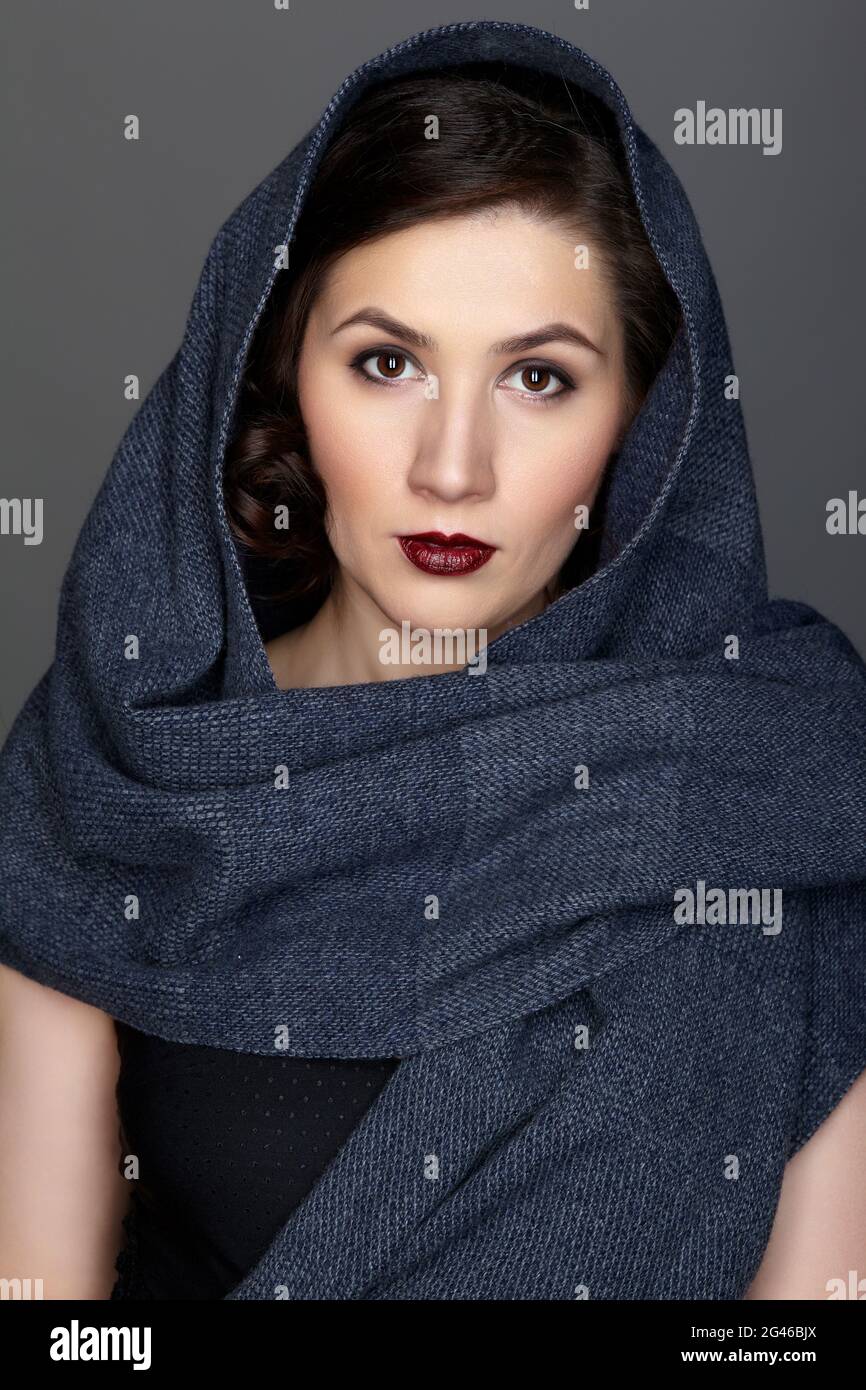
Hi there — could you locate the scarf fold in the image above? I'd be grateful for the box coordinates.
[2,20,865,1300]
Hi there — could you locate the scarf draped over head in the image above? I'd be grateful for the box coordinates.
[2,20,865,1301]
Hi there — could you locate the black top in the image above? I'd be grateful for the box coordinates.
[110,1020,399,1299]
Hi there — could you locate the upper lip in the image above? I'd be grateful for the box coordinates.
[400,531,495,548]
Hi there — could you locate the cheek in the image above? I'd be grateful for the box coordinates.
[509,417,613,549]
[298,369,408,547]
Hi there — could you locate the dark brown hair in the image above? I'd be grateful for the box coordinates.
[223,62,682,627]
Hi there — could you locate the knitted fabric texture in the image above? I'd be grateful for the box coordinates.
[1,21,865,1300]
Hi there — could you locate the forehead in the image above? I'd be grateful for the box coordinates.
[313,207,620,355]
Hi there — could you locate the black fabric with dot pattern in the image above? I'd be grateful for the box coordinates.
[110,1019,399,1299]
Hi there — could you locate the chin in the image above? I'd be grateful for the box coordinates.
[388,596,534,649]
[376,588,498,640]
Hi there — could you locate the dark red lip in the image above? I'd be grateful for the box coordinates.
[397,531,496,576]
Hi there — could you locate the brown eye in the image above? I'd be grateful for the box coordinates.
[378,351,406,378]
[353,348,424,387]
[500,362,573,400]
[521,365,551,392]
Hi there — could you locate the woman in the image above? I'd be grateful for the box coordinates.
[1,20,864,1301]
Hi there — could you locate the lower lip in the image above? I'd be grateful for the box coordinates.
[398,537,495,576]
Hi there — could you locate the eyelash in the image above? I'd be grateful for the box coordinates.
[348,345,576,404]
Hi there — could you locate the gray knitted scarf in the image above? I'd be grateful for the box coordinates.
[1,21,865,1299]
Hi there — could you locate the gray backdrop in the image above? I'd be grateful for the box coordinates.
[2,0,863,741]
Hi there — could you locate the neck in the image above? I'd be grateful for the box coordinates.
[267,574,552,690]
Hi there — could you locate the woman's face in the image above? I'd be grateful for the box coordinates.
[296,205,632,643]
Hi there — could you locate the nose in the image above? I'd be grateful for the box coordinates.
[405,377,496,505]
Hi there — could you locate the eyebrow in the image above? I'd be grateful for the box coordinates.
[331,307,605,358]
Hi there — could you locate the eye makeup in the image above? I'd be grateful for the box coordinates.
[347,344,577,403]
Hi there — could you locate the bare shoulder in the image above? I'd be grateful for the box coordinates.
[0,960,121,1092]
[0,960,118,1040]
[744,1065,866,1299]
[0,963,128,1298]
